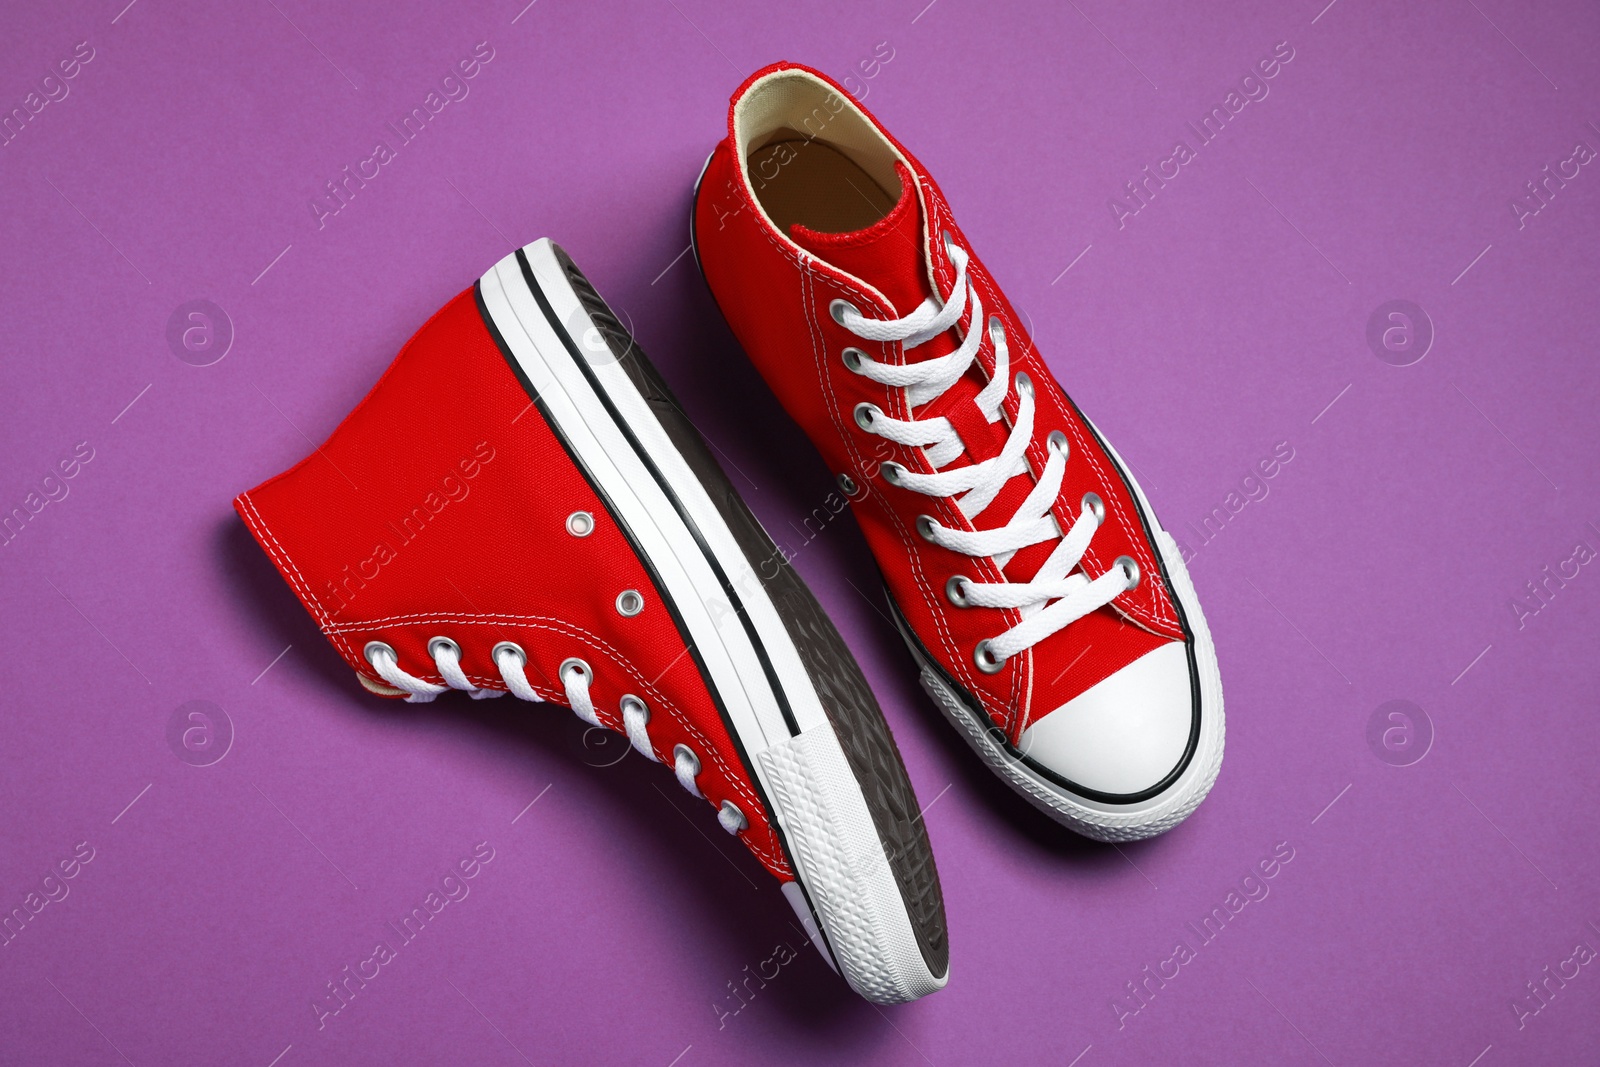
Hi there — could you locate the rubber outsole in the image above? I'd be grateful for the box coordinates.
[894,410,1225,842]
[688,144,1223,844]
[479,239,948,1001]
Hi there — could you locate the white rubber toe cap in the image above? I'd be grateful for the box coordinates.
[1017,641,1195,798]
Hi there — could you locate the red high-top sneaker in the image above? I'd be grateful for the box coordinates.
[234,238,948,1002]
[692,63,1224,842]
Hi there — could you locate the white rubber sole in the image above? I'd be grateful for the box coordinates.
[900,423,1225,844]
[689,145,1220,844]
[480,240,946,1002]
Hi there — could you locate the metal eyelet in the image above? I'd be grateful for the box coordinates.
[940,230,956,256]
[880,461,906,486]
[491,641,526,667]
[836,472,859,496]
[842,347,866,372]
[829,299,858,326]
[915,515,939,542]
[1015,371,1034,398]
[364,641,396,666]
[853,402,881,431]
[559,657,593,686]
[974,639,1006,674]
[620,693,649,723]
[987,315,1005,343]
[1047,430,1068,457]
[1115,555,1142,589]
[427,636,460,661]
[616,590,644,617]
[673,743,701,776]
[566,511,595,537]
[946,575,972,607]
[1081,492,1105,523]
[720,800,747,832]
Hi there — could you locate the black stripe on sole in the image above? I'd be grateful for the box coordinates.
[514,247,803,738]
[888,381,1203,808]
[544,244,948,980]
[474,275,837,974]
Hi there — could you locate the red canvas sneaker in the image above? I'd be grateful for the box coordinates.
[692,63,1224,841]
[234,238,948,1002]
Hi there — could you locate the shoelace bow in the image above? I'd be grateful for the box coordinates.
[837,239,1137,671]
[366,640,747,833]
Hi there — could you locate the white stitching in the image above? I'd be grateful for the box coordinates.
[798,239,1018,736]
[921,194,1028,730]
[237,493,360,667]
[331,609,782,870]
[240,493,787,873]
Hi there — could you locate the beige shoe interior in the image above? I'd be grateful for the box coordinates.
[734,69,906,236]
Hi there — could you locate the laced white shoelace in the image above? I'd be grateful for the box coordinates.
[836,239,1137,672]
[364,640,748,834]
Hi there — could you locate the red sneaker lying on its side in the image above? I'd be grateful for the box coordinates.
[235,238,948,1002]
[693,63,1224,841]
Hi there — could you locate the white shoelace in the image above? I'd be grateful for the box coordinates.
[365,640,747,834]
[837,239,1136,671]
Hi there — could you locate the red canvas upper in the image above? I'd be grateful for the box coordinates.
[695,62,1184,745]
[235,288,792,879]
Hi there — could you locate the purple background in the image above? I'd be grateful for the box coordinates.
[2,0,1597,1063]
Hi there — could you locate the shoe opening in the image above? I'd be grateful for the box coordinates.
[735,68,904,237]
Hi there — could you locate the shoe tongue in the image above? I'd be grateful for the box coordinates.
[790,163,930,317]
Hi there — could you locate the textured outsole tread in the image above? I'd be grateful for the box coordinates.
[553,246,949,980]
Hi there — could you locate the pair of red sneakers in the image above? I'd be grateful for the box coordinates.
[238,62,1223,1004]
